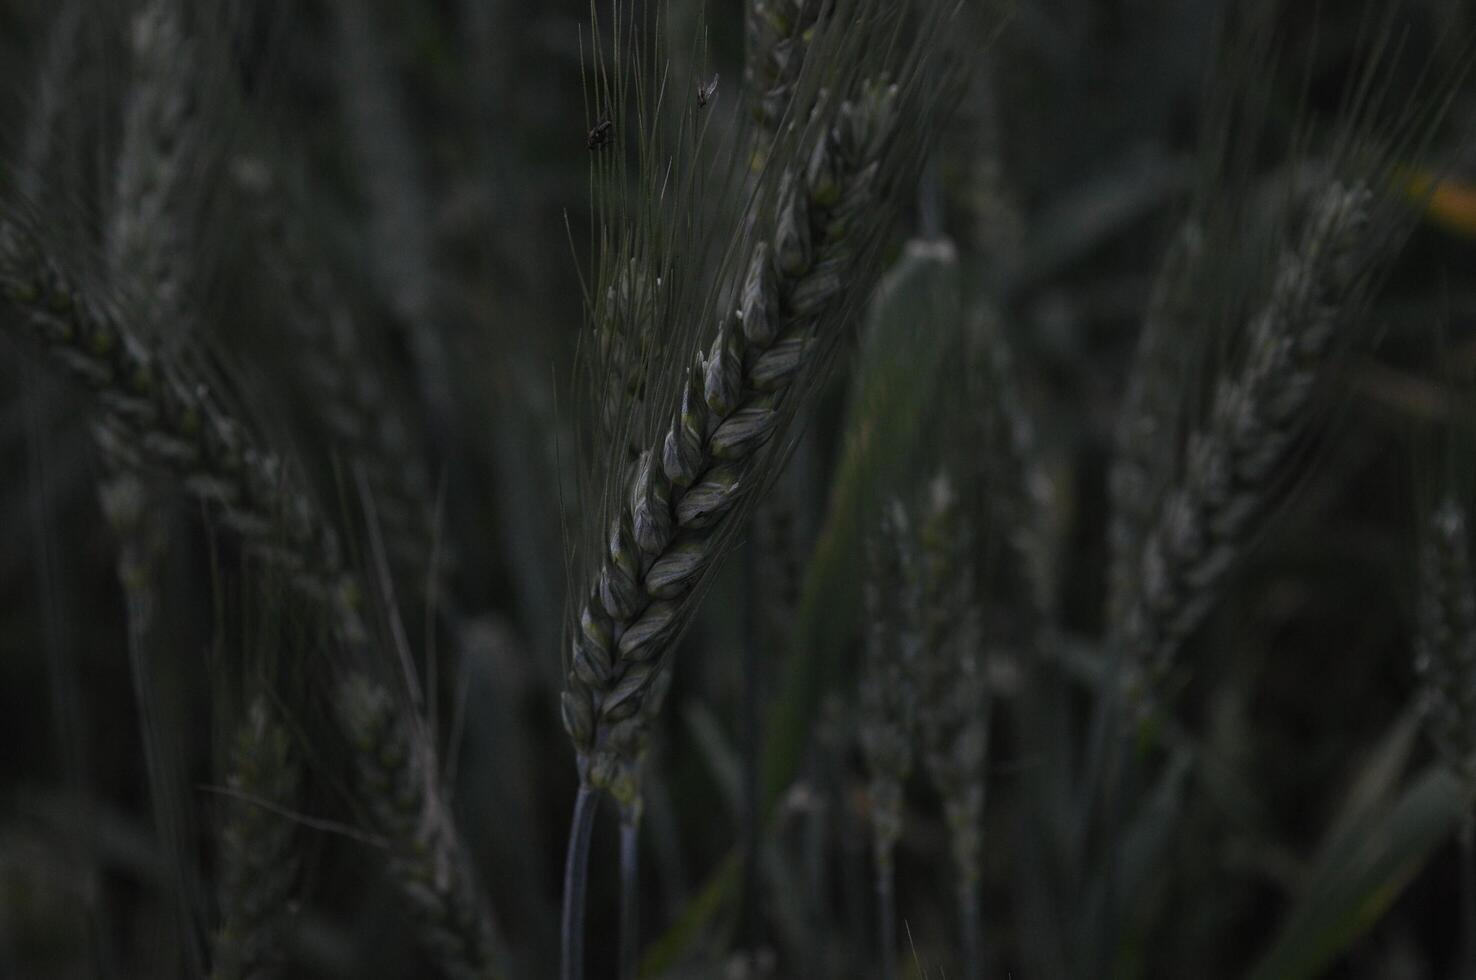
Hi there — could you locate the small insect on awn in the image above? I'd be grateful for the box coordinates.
[587,118,613,151]
[697,73,719,109]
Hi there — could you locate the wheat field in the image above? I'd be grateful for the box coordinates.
[2,1,1476,978]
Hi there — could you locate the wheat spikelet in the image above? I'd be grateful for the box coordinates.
[561,75,910,793]
[593,257,663,463]
[212,698,303,980]
[335,673,505,980]
[1118,182,1372,691]
[857,501,919,980]
[1415,499,1476,783]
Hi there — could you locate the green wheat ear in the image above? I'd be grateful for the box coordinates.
[213,698,303,980]
[1415,499,1476,784]
[335,673,507,980]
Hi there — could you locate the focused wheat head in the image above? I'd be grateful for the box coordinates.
[561,0,969,800]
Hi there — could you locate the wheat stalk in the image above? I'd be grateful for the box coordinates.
[212,698,303,980]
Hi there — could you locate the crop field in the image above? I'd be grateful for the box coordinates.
[2,1,1476,978]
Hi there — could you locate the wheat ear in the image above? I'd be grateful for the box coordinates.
[1415,498,1476,783]
[0,211,364,635]
[235,162,441,588]
[915,473,989,980]
[335,673,506,980]
[561,77,902,795]
[212,698,303,980]
[110,0,199,333]
[0,212,502,980]
[1106,223,1204,634]
[858,501,920,980]
[1413,495,1476,980]
[1118,182,1373,692]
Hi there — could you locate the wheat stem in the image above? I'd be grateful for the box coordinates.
[618,813,641,980]
[1461,815,1476,980]
[560,785,599,980]
[876,846,898,980]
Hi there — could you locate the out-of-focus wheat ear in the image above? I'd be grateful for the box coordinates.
[0,209,367,645]
[332,0,457,444]
[232,159,443,595]
[1414,498,1476,783]
[109,0,199,338]
[857,501,920,980]
[915,472,989,980]
[744,0,826,166]
[1118,182,1373,702]
[335,673,506,980]
[16,1,85,210]
[211,698,303,980]
[972,304,1059,622]
[98,468,208,975]
[1106,222,1205,636]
